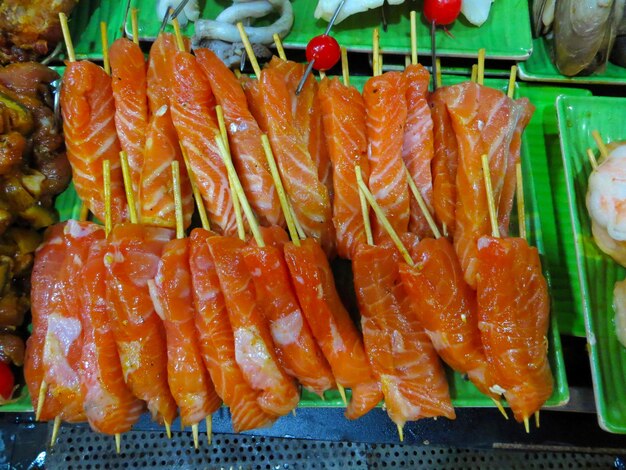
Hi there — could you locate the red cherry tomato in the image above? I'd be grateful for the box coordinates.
[305,34,341,71]
[0,362,13,400]
[423,0,462,26]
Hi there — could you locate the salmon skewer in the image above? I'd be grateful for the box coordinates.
[152,213,222,446]
[402,63,435,238]
[259,59,335,254]
[25,224,71,423]
[429,87,458,237]
[195,48,284,228]
[318,77,370,259]
[353,241,455,434]
[70,222,145,435]
[190,228,276,432]
[170,50,237,235]
[363,71,410,244]
[109,37,148,209]
[105,223,178,428]
[398,237,499,401]
[208,235,300,417]
[477,157,553,427]
[242,231,336,397]
[60,60,127,223]
[441,82,522,288]
[146,33,189,114]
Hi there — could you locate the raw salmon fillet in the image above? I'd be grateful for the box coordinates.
[498,98,534,236]
[399,237,497,399]
[60,61,126,223]
[260,61,335,255]
[476,236,553,422]
[75,227,145,434]
[208,235,299,417]
[284,239,382,419]
[146,33,189,114]
[104,223,177,425]
[242,240,335,397]
[363,72,410,243]
[429,87,458,237]
[109,37,148,208]
[189,229,275,432]
[353,242,455,430]
[402,64,435,238]
[152,238,222,426]
[442,82,521,288]
[25,224,70,422]
[318,77,370,259]
[195,48,283,227]
[170,51,237,235]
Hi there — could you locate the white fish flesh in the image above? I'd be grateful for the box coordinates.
[314,0,405,24]
[613,279,626,348]
[156,0,200,28]
[461,0,494,27]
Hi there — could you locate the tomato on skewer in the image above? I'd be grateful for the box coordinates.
[0,362,14,401]
[306,35,341,71]
[424,0,462,26]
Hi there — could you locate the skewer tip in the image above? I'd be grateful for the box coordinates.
[192,423,199,449]
[206,415,213,445]
[534,411,540,428]
[397,424,404,442]
[164,420,172,439]
[337,384,348,406]
[491,398,508,420]
[50,416,62,447]
[523,417,530,434]
[115,433,122,454]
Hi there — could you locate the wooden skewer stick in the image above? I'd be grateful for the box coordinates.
[410,10,418,65]
[435,58,442,89]
[372,28,380,77]
[131,8,140,45]
[507,65,517,99]
[481,155,499,238]
[120,151,138,224]
[79,203,90,222]
[206,416,212,445]
[273,33,287,61]
[59,13,76,62]
[35,380,47,421]
[477,48,486,86]
[215,105,246,241]
[165,420,172,439]
[261,135,300,245]
[215,134,264,246]
[341,47,349,86]
[237,22,262,77]
[101,22,111,75]
[50,416,61,447]
[404,167,441,239]
[592,130,608,161]
[103,160,113,235]
[180,144,211,231]
[516,163,526,241]
[115,433,121,454]
[355,166,413,266]
[535,410,540,428]
[319,70,326,79]
[587,148,599,170]
[470,64,478,83]
[355,165,374,246]
[172,16,186,52]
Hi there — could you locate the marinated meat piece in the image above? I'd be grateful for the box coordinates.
[0,331,24,366]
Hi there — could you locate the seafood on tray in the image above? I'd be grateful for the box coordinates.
[23,4,555,441]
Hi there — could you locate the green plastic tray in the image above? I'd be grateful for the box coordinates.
[557,95,626,434]
[518,37,626,85]
[130,0,532,60]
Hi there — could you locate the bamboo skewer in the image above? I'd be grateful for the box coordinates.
[410,11,418,65]
[404,167,441,239]
[51,416,61,447]
[101,22,111,75]
[481,155,499,238]
[341,47,350,86]
[587,148,599,170]
[237,22,262,77]
[180,144,211,230]
[273,33,287,61]
[131,8,140,45]
[435,58,442,89]
[372,28,380,77]
[516,163,526,241]
[59,13,76,62]
[592,130,608,161]
[507,65,517,99]
[477,48,486,86]
[470,64,478,83]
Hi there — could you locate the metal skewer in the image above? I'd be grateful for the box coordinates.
[430,20,438,91]
[160,0,192,32]
[295,0,346,95]
[380,0,389,32]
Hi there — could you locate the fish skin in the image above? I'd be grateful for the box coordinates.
[242,239,336,397]
[170,50,237,235]
[399,237,497,399]
[60,61,127,223]
[195,48,284,228]
[284,238,382,419]
[363,72,410,244]
[109,37,148,210]
[429,87,458,237]
[105,223,178,425]
[402,64,435,238]
[77,232,145,434]
[25,224,70,422]
[318,77,370,259]
[139,105,193,229]
[208,235,300,417]
[260,61,335,255]
[354,241,455,428]
[476,236,553,422]
[442,82,521,288]
[189,229,275,432]
[154,238,222,426]
[498,98,535,236]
